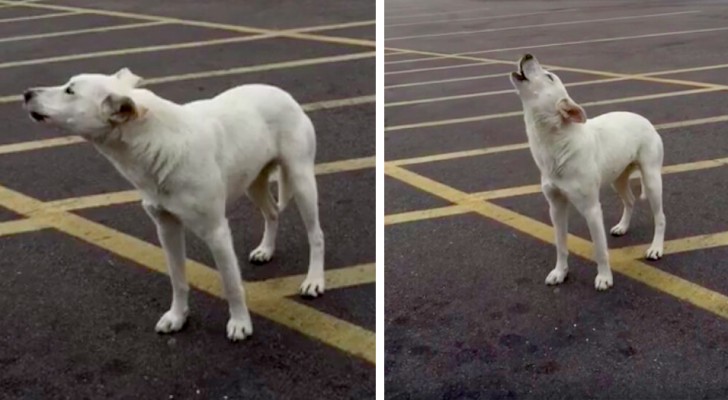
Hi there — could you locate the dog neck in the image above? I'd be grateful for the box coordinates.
[90,90,191,193]
[523,108,586,178]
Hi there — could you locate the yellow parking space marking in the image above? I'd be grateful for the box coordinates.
[0,218,47,236]
[386,77,624,107]
[384,72,520,89]
[390,143,530,167]
[0,10,80,22]
[0,136,85,155]
[0,35,278,70]
[143,52,375,85]
[255,298,375,363]
[0,0,375,48]
[388,114,728,167]
[387,11,699,41]
[294,19,375,33]
[385,47,728,91]
[613,232,728,261]
[384,205,470,225]
[385,56,441,65]
[385,61,495,76]
[385,164,728,321]
[0,183,375,363]
[251,263,375,296]
[45,156,375,212]
[0,21,168,44]
[386,9,574,28]
[386,153,728,226]
[0,94,372,162]
[47,190,139,212]
[0,52,374,105]
[386,87,721,132]
[460,26,728,57]
[386,6,491,20]
[302,95,375,111]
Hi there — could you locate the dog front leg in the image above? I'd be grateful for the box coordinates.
[573,194,613,291]
[195,218,253,341]
[543,188,569,285]
[143,203,189,333]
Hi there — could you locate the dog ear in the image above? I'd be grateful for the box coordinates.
[556,97,586,124]
[114,67,143,88]
[103,93,146,124]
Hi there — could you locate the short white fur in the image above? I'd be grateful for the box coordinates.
[510,54,665,291]
[24,68,326,340]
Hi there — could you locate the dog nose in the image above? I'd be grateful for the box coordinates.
[23,90,35,103]
[522,53,534,61]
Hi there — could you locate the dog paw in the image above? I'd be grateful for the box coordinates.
[249,246,274,265]
[227,316,253,342]
[645,246,663,260]
[610,223,629,236]
[155,309,188,333]
[300,275,325,298]
[594,273,613,291]
[545,268,568,285]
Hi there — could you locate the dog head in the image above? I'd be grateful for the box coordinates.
[23,68,147,138]
[510,54,586,126]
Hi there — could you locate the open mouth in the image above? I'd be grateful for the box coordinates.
[29,111,48,122]
[512,53,534,82]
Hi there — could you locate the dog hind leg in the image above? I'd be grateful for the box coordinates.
[610,165,636,236]
[247,163,279,265]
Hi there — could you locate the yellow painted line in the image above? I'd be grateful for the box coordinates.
[385,164,728,321]
[0,218,47,236]
[644,63,728,76]
[0,21,168,44]
[0,35,278,70]
[46,156,375,212]
[460,26,728,57]
[0,10,80,22]
[0,183,375,363]
[386,87,721,132]
[143,52,375,85]
[0,0,375,48]
[613,232,728,261]
[294,19,375,33]
[313,156,376,174]
[385,61,494,75]
[0,136,85,155]
[47,190,139,212]
[386,9,576,28]
[255,297,375,363]
[384,72,518,89]
[0,52,374,105]
[386,77,625,107]
[302,95,374,111]
[390,143,530,167]
[384,205,470,225]
[0,92,374,158]
[385,47,728,91]
[386,6,491,20]
[385,56,442,65]
[385,151,728,227]
[388,114,728,168]
[250,263,375,296]
[387,11,700,41]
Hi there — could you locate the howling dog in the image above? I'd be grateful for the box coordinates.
[24,68,325,340]
[510,54,665,291]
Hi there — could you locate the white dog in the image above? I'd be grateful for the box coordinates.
[509,54,665,291]
[23,68,325,340]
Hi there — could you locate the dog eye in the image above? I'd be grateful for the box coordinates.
[65,86,74,95]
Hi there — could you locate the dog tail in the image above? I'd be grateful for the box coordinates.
[639,179,647,201]
[276,166,294,212]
